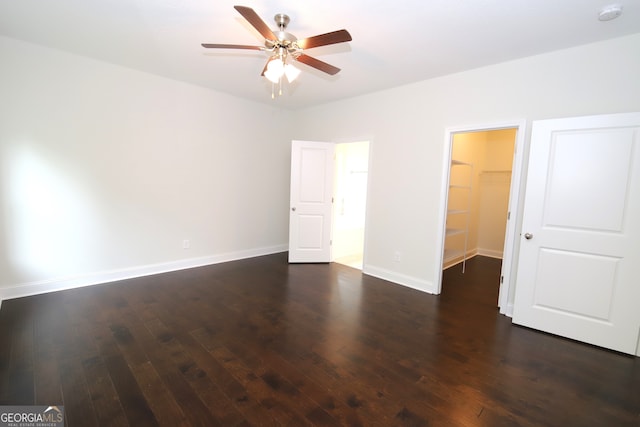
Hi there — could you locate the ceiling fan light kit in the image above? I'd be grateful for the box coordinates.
[202,5,352,98]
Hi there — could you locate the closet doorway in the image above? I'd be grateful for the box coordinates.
[332,141,370,270]
[442,128,517,299]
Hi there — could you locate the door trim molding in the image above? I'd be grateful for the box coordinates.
[434,119,527,316]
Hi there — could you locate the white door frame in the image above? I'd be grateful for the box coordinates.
[435,119,527,314]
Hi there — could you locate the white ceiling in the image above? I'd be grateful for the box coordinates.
[1,0,639,109]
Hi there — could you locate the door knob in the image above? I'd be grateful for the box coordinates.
[291,207,296,211]
[524,232,533,240]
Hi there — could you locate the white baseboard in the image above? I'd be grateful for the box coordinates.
[476,248,504,259]
[443,248,503,270]
[0,245,288,304]
[443,248,478,270]
[363,264,436,294]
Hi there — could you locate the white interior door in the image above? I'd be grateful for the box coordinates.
[513,112,640,355]
[288,140,335,263]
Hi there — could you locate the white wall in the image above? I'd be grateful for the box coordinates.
[2,33,640,307]
[0,36,293,299]
[291,34,640,300]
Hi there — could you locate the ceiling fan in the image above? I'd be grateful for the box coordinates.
[201,5,352,92]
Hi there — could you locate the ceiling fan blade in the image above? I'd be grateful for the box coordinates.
[296,29,352,50]
[295,54,341,75]
[260,58,269,76]
[234,5,277,41]
[201,43,262,50]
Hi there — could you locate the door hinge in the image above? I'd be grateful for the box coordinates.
[500,275,504,284]
[507,211,511,220]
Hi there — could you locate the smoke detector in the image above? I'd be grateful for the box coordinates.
[598,4,623,21]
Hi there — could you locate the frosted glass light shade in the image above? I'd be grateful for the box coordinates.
[267,58,284,74]
[264,57,300,85]
[284,64,301,83]
[265,57,285,83]
[264,68,281,83]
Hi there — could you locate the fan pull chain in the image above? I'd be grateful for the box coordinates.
[270,77,284,99]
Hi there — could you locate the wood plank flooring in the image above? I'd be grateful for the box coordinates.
[0,253,638,426]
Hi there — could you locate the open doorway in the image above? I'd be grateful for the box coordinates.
[332,141,370,269]
[441,128,518,303]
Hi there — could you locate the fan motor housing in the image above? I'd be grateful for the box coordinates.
[271,30,297,46]
[274,13,290,29]
[266,13,297,49]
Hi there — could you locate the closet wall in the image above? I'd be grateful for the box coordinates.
[444,129,516,268]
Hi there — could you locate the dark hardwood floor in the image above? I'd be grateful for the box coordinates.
[0,253,638,426]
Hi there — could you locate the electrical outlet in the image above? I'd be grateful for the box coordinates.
[394,250,402,262]
[182,239,190,249]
